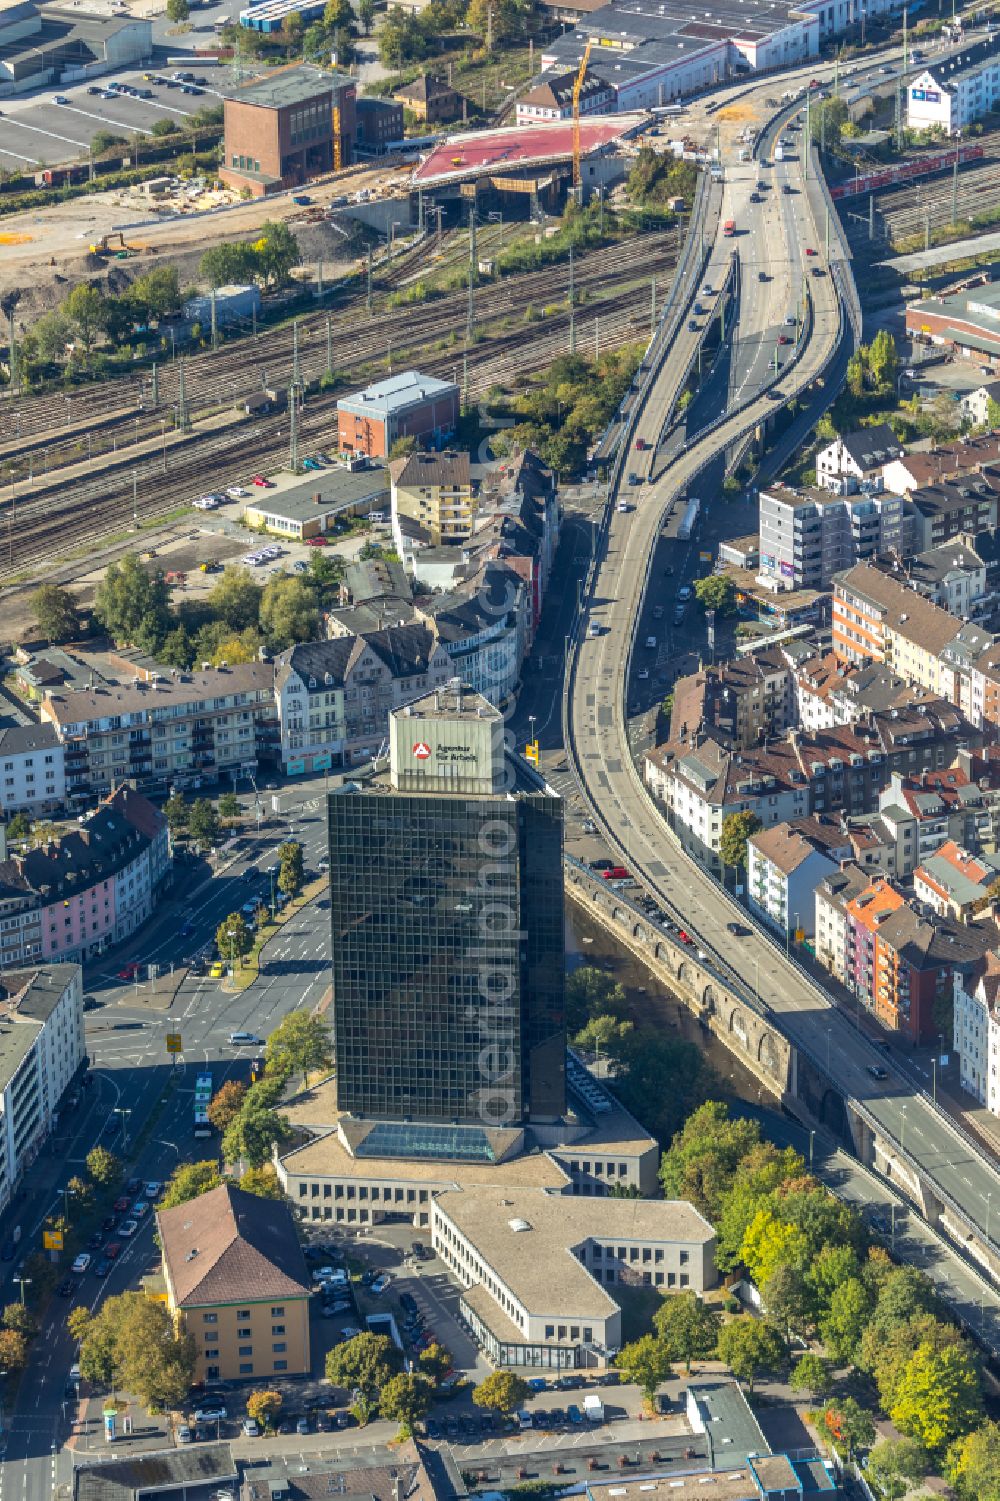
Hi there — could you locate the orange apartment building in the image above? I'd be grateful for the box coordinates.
[156,1183,312,1383]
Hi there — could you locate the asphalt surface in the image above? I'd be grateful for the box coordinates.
[564,61,1000,1321]
[0,774,335,1501]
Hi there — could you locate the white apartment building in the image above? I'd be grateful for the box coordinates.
[758,483,907,592]
[0,965,84,1215]
[955,952,1000,1114]
[907,38,1000,136]
[815,424,904,492]
[814,864,870,982]
[0,724,65,818]
[747,818,850,938]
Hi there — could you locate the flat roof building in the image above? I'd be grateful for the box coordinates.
[337,371,459,459]
[242,467,389,540]
[220,62,356,198]
[907,34,1000,137]
[327,682,565,1125]
[906,278,1000,371]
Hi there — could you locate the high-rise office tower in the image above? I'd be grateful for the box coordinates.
[327,681,565,1129]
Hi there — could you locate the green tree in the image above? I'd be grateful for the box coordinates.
[6,811,30,841]
[473,1370,530,1414]
[254,221,301,287]
[64,284,105,358]
[159,1160,222,1209]
[861,1314,960,1414]
[865,1438,927,1501]
[91,130,127,157]
[208,1080,247,1133]
[2,1303,38,1339]
[166,0,190,18]
[218,792,240,822]
[34,308,72,365]
[740,1204,805,1289]
[659,1100,764,1221]
[31,584,80,643]
[693,575,736,615]
[716,1317,785,1392]
[846,350,866,399]
[200,241,258,289]
[946,1420,1000,1501]
[67,1306,94,1345]
[789,1351,831,1401]
[868,328,898,392]
[719,810,762,871]
[762,1263,813,1345]
[129,266,181,322]
[278,840,304,899]
[85,1145,121,1187]
[162,794,187,838]
[715,1141,803,1271]
[0,1328,27,1373]
[222,1102,291,1169]
[266,1009,333,1086]
[574,1013,633,1055]
[615,1334,673,1403]
[823,1396,875,1460]
[208,568,263,631]
[890,1341,982,1455]
[217,912,251,966]
[159,626,193,670]
[188,797,220,849]
[66,1174,93,1211]
[326,1331,395,1401]
[418,1342,452,1384]
[358,0,375,30]
[986,397,1000,431]
[818,1276,872,1366]
[380,1371,432,1433]
[78,1293,195,1409]
[259,574,319,648]
[93,555,171,649]
[653,1291,719,1374]
[239,1163,284,1199]
[565,965,626,1034]
[246,1388,283,1430]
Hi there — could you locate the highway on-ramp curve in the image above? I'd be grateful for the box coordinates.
[566,94,1000,1290]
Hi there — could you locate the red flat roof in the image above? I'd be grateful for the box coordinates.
[413,115,644,185]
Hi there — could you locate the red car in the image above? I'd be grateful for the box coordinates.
[805,247,817,256]
[601,866,631,881]
[678,930,694,945]
[104,1240,122,1260]
[251,475,275,488]
[305,536,328,547]
[117,962,139,981]
[113,1196,130,1214]
[778,335,790,345]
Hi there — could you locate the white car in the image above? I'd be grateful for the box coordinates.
[192,498,215,511]
[118,1219,138,1237]
[54,94,69,104]
[370,1273,391,1295]
[226,486,249,499]
[144,1182,161,1198]
[194,1406,227,1423]
[71,1253,91,1274]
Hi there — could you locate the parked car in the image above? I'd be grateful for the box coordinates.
[242,1418,260,1437]
[370,1273,391,1295]
[104,1240,122,1260]
[177,1425,193,1444]
[71,1253,91,1274]
[94,1258,112,1278]
[296,1416,310,1435]
[118,1220,138,1238]
[194,1406,227,1423]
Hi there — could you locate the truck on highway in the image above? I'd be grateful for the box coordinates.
[677,496,701,540]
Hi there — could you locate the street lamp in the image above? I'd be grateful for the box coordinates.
[61,1185,77,1221]
[900,1103,907,1154]
[13,1276,30,1306]
[228,927,239,974]
[826,1026,832,1075]
[808,1129,815,1170]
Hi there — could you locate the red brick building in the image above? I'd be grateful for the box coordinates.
[337,371,460,460]
[220,63,356,198]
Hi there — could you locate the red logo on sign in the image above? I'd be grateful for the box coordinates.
[412,742,431,760]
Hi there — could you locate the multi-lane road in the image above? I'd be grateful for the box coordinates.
[0,777,336,1501]
[566,69,1000,1329]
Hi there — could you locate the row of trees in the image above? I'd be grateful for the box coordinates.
[639,1102,995,1489]
[17,268,183,377]
[30,548,342,662]
[199,222,300,292]
[627,149,699,210]
[377,0,533,68]
[499,345,646,478]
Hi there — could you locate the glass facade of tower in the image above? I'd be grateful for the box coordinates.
[328,787,565,1126]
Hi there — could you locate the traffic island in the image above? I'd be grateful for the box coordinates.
[222,875,327,993]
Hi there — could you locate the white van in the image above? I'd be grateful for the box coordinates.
[516,1409,533,1430]
[229,1031,263,1047]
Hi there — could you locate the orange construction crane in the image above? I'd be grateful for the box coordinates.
[572,37,593,192]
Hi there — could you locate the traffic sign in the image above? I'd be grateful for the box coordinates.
[43,1229,63,1252]
[166,1033,183,1055]
[525,741,540,766]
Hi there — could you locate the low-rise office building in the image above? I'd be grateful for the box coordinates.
[156,1183,311,1383]
[39,663,277,798]
[220,63,356,197]
[906,279,1000,370]
[242,469,389,540]
[0,965,84,1215]
[435,1186,716,1368]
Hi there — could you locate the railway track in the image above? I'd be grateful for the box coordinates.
[0,286,650,579]
[0,230,679,465]
[869,139,1000,242]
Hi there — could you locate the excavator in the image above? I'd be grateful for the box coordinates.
[89,231,148,258]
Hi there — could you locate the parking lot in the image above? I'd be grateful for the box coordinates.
[0,63,239,172]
